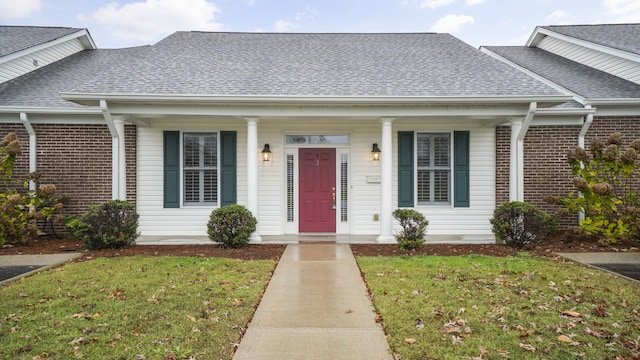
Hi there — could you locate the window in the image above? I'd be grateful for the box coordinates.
[397,131,469,208]
[417,133,451,205]
[183,133,218,205]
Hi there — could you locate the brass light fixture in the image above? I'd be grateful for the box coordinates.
[371,143,381,161]
[261,144,272,162]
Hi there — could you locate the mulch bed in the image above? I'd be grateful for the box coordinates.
[1,230,637,261]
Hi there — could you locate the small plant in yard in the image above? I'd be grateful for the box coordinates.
[207,204,257,248]
[392,209,428,250]
[490,201,556,249]
[66,200,139,249]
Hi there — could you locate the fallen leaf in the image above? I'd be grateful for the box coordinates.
[405,338,417,344]
[186,315,196,322]
[518,343,536,352]
[69,337,84,345]
[558,335,573,343]
[562,310,581,318]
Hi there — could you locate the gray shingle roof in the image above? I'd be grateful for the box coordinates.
[541,24,640,55]
[67,32,562,97]
[484,46,640,99]
[0,46,150,108]
[0,26,83,57]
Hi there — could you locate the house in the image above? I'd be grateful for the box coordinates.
[3,24,634,244]
[482,24,640,219]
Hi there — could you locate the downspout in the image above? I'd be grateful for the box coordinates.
[100,100,121,200]
[19,113,37,192]
[510,102,537,202]
[577,105,594,222]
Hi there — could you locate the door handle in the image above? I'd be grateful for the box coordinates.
[331,187,336,210]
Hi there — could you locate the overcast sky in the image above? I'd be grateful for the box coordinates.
[1,0,639,49]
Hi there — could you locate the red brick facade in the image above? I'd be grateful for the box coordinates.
[0,123,136,233]
[496,116,640,227]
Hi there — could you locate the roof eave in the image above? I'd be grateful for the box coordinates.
[585,98,640,106]
[60,92,573,107]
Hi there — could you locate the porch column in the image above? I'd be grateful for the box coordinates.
[246,117,262,242]
[377,117,395,243]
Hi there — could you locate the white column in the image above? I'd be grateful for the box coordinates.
[377,117,395,243]
[246,117,262,242]
[509,119,522,202]
[114,118,127,200]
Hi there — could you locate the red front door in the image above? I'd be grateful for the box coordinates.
[299,148,336,232]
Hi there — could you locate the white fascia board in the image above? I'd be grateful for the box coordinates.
[480,46,586,104]
[60,92,572,107]
[0,106,101,115]
[0,29,96,65]
[585,98,640,106]
[526,27,640,64]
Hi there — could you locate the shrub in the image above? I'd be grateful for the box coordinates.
[392,209,428,250]
[66,200,139,249]
[490,201,557,249]
[207,204,257,248]
[0,133,65,245]
[550,133,640,243]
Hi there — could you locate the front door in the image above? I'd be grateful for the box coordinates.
[299,148,336,232]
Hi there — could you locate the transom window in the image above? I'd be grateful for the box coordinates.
[417,133,451,205]
[183,133,218,205]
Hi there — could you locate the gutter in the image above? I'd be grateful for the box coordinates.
[510,102,537,202]
[19,113,37,192]
[100,100,126,200]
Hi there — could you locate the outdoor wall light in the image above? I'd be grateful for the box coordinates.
[371,143,381,161]
[261,144,272,162]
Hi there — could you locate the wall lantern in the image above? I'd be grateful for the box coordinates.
[371,143,381,161]
[261,144,272,162]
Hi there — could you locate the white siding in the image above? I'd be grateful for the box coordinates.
[538,36,640,85]
[137,120,247,236]
[393,122,495,237]
[137,118,496,238]
[0,38,86,84]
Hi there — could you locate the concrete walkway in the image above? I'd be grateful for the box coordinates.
[0,253,82,285]
[558,252,640,281]
[233,243,394,360]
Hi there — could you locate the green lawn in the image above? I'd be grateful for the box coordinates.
[358,254,640,360]
[0,256,275,359]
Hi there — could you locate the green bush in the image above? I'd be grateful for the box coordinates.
[490,201,557,249]
[392,209,428,250]
[66,200,139,249]
[207,204,257,248]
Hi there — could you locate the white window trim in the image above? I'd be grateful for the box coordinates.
[415,130,454,207]
[181,130,220,208]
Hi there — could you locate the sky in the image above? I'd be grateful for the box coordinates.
[0,0,639,49]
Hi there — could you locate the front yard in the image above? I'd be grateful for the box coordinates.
[358,253,640,359]
[0,256,275,359]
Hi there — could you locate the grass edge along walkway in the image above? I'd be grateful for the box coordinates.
[357,253,640,360]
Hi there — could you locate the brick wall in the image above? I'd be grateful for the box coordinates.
[0,123,137,234]
[496,116,640,228]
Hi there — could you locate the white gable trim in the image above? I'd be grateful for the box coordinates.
[0,29,96,65]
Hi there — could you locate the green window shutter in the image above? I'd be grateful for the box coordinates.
[163,131,180,208]
[397,131,414,207]
[454,131,470,207]
[220,131,237,206]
